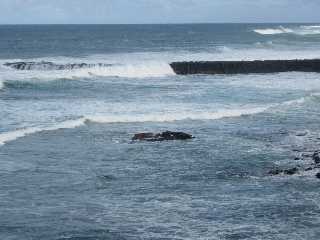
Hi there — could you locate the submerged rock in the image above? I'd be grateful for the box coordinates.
[316,173,320,179]
[268,167,299,176]
[268,169,283,175]
[312,151,320,164]
[284,167,299,175]
[132,131,193,142]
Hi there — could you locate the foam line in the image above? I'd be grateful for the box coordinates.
[0,118,86,146]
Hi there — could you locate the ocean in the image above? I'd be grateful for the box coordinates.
[1,24,320,239]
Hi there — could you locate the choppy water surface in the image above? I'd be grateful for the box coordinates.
[1,24,320,240]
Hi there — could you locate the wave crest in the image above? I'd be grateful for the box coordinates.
[0,118,86,146]
[254,25,320,36]
[1,61,175,80]
[0,107,268,146]
[4,61,113,71]
[254,26,293,35]
[87,107,268,124]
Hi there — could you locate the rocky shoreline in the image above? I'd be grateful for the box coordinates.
[268,150,320,179]
[132,130,320,179]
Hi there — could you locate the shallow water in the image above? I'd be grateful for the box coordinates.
[1,24,320,239]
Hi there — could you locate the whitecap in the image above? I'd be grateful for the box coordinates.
[254,26,293,35]
[87,107,269,124]
[0,118,86,146]
[0,107,270,146]
[254,25,320,36]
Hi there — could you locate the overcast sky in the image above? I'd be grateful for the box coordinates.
[0,0,319,24]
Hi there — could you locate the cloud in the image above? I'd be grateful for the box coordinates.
[0,0,319,24]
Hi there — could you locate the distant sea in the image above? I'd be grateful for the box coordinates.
[1,24,320,240]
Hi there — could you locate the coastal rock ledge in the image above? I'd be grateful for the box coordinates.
[132,131,193,142]
[170,59,320,75]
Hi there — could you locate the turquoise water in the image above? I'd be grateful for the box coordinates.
[1,24,320,239]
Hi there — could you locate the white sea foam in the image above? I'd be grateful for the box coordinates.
[1,61,174,80]
[254,26,293,35]
[254,25,320,36]
[0,107,270,146]
[281,97,308,106]
[0,118,86,146]
[2,95,315,147]
[75,62,175,78]
[87,107,269,124]
[0,80,3,90]
[3,47,320,85]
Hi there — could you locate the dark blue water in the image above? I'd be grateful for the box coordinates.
[1,24,320,240]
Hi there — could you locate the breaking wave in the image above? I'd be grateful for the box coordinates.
[0,107,269,146]
[3,61,113,71]
[3,47,320,86]
[254,25,320,36]
[86,107,269,123]
[254,26,294,35]
[0,118,87,146]
[1,92,315,147]
[1,61,175,79]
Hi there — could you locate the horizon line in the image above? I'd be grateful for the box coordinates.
[0,22,319,26]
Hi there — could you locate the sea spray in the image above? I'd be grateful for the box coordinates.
[254,25,320,35]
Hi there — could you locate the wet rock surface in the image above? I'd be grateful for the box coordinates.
[268,167,299,176]
[268,130,320,179]
[269,149,320,178]
[312,151,320,164]
[132,131,193,142]
[170,59,320,75]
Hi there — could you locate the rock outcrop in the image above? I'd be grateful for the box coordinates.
[269,149,320,178]
[268,167,299,176]
[312,151,320,164]
[132,131,193,142]
[170,59,320,75]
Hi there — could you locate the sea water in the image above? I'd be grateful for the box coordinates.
[1,24,320,239]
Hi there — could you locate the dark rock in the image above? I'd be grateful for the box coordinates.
[269,167,299,176]
[160,131,193,140]
[305,167,314,171]
[170,59,320,75]
[316,173,320,179]
[268,169,283,175]
[132,132,155,141]
[132,131,193,142]
[295,131,308,137]
[284,167,299,175]
[312,151,320,164]
[102,175,116,181]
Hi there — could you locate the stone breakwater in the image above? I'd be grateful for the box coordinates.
[170,59,320,75]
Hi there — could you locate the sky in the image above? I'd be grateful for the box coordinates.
[0,0,319,24]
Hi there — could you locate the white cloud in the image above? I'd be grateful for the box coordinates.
[0,0,318,24]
